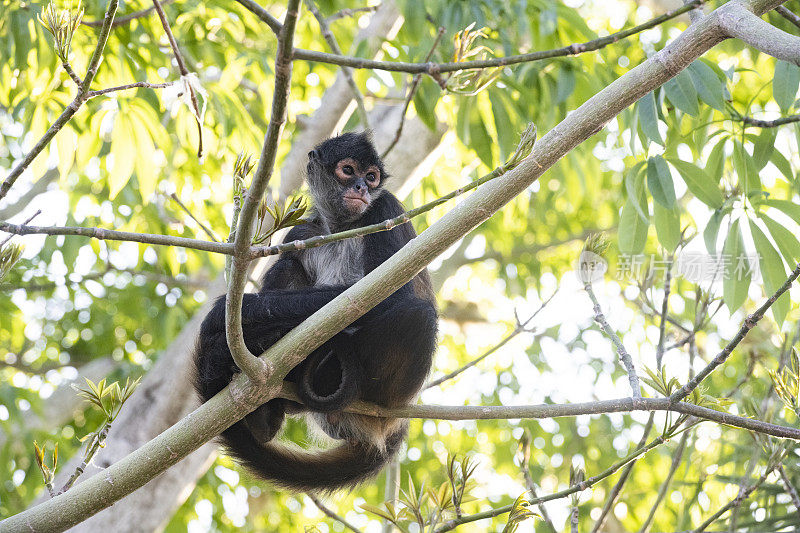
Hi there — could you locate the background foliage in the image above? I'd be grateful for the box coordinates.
[1,0,800,531]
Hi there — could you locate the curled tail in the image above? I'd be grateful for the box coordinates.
[219,421,406,492]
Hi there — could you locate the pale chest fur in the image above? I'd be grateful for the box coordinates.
[301,236,364,286]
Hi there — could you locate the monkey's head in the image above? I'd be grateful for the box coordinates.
[307,132,387,225]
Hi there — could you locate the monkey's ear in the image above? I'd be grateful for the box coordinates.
[308,149,319,161]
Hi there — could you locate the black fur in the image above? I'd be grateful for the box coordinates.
[193,133,437,492]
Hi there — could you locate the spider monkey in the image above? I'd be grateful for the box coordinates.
[193,132,438,492]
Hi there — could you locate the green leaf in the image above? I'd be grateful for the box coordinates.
[413,77,439,132]
[637,91,663,145]
[619,176,649,255]
[704,209,726,254]
[764,199,800,224]
[108,114,135,200]
[653,203,680,251]
[688,60,726,111]
[732,140,762,194]
[722,219,751,314]
[624,161,648,222]
[663,70,699,116]
[750,221,790,326]
[773,60,800,112]
[469,108,494,168]
[706,137,727,185]
[769,149,794,183]
[666,158,724,208]
[647,156,676,209]
[488,91,515,163]
[759,212,800,263]
[751,127,776,170]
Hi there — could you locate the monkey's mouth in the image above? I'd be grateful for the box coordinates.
[343,195,369,212]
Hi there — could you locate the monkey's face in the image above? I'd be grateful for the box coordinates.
[307,133,387,225]
[334,157,381,217]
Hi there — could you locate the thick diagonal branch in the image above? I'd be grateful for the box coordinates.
[719,3,800,65]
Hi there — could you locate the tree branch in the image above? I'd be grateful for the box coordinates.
[305,0,370,129]
[81,0,176,28]
[233,0,711,76]
[691,465,776,533]
[590,414,655,533]
[326,5,379,23]
[151,0,204,157]
[382,26,446,159]
[740,112,800,127]
[0,222,233,255]
[225,0,301,384]
[308,494,363,533]
[637,431,690,533]
[86,81,171,98]
[775,5,800,30]
[251,161,512,259]
[585,279,642,397]
[719,3,800,65]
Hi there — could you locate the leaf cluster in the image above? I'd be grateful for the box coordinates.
[37,0,83,62]
[360,454,484,533]
[252,196,307,245]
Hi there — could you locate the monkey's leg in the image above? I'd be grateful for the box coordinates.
[243,400,289,443]
[296,333,363,412]
[353,294,438,406]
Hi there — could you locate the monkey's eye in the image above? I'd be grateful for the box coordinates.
[342,165,354,176]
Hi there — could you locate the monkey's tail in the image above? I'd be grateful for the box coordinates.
[220,422,405,492]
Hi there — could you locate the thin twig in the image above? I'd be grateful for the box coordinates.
[0,0,119,202]
[778,464,800,511]
[425,291,556,388]
[61,60,83,86]
[0,210,41,247]
[0,267,210,292]
[308,494,363,533]
[150,0,204,157]
[234,0,283,34]
[740,113,800,127]
[326,5,378,23]
[434,421,699,533]
[225,0,301,384]
[637,431,690,533]
[251,162,511,259]
[169,193,220,242]
[235,0,709,76]
[87,81,171,98]
[518,436,558,533]
[382,26,446,159]
[591,414,655,533]
[0,222,233,255]
[655,254,673,367]
[292,1,713,74]
[776,5,800,31]
[58,423,111,494]
[671,259,800,403]
[81,0,176,27]
[584,280,642,398]
[691,466,776,533]
[305,0,370,129]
